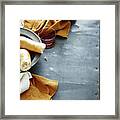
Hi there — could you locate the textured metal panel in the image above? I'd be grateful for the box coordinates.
[30,20,100,100]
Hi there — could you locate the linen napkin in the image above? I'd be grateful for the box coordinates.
[20,74,58,100]
[23,20,71,38]
[20,72,32,94]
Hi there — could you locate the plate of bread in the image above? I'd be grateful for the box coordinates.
[20,27,46,71]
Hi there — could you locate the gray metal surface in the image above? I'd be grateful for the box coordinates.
[30,20,100,100]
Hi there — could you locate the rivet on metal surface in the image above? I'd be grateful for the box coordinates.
[96,44,98,47]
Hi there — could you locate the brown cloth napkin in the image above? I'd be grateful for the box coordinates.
[20,74,58,100]
[23,20,71,38]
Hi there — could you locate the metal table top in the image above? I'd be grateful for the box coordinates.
[30,20,100,100]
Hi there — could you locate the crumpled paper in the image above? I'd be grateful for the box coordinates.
[20,74,58,100]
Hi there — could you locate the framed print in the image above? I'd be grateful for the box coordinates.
[0,0,119,119]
